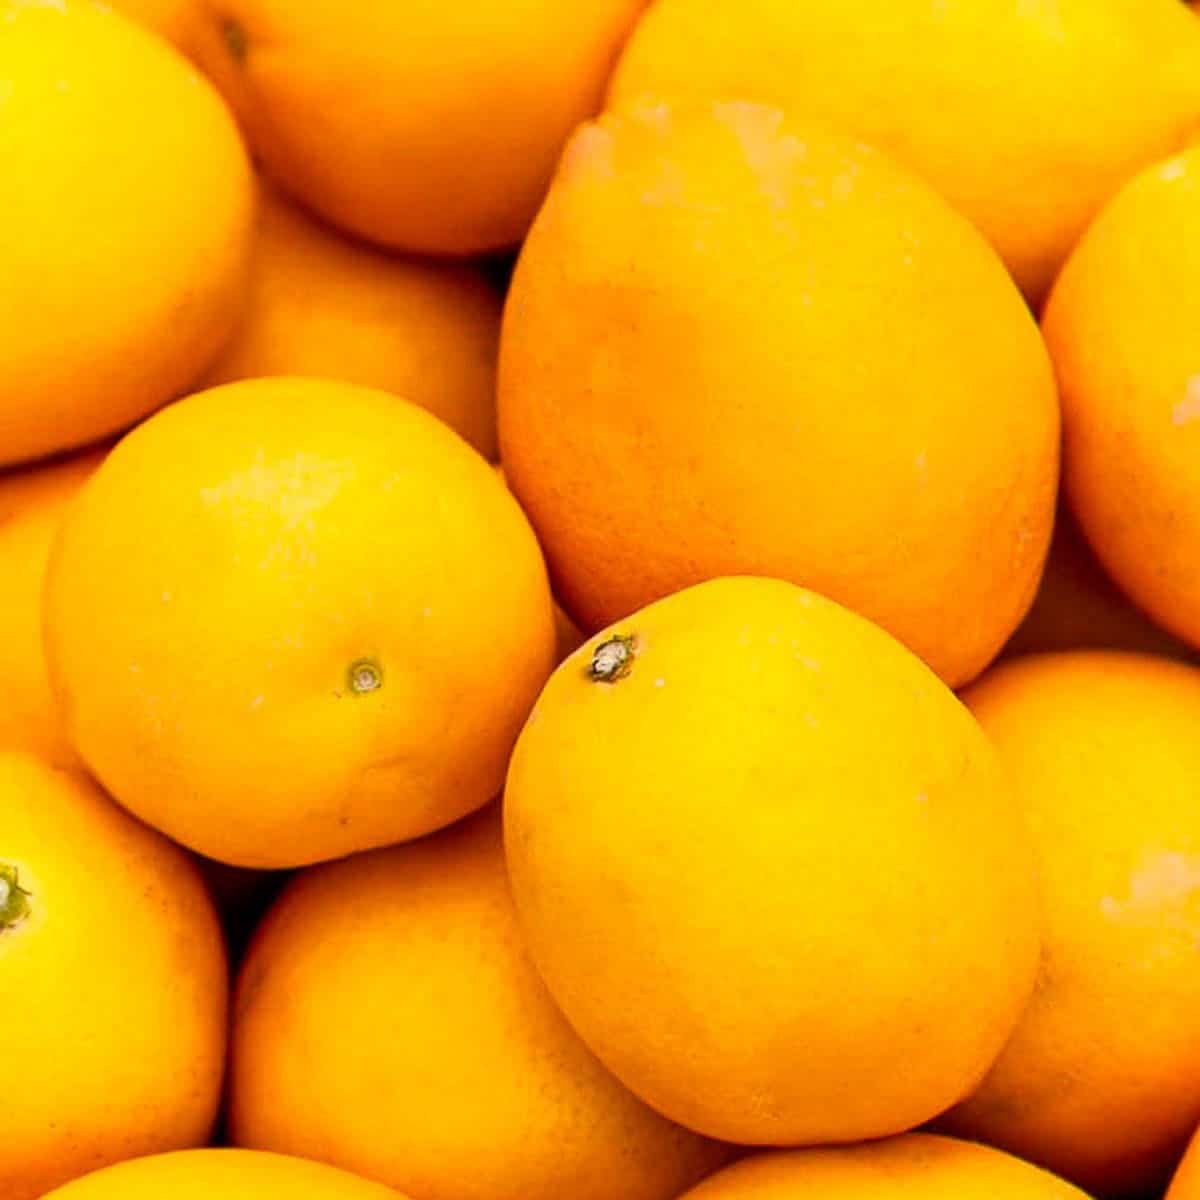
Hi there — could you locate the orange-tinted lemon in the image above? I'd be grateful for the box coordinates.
[36,1149,405,1200]
[185,0,646,254]
[944,651,1200,1195]
[0,448,105,766]
[0,754,226,1200]
[499,99,1058,688]
[44,377,555,868]
[0,0,253,466]
[676,1136,1087,1200]
[608,0,1200,302]
[203,186,502,458]
[505,577,1041,1145]
[1044,146,1200,653]
[230,807,728,1200]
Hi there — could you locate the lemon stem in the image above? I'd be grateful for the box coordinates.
[588,634,637,683]
[348,658,383,695]
[0,864,31,931]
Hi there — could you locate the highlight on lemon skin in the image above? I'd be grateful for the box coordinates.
[606,0,1200,303]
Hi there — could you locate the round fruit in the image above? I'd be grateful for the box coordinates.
[184,0,646,255]
[504,576,1041,1145]
[203,185,502,458]
[36,1148,405,1200]
[0,754,226,1200]
[230,806,728,1200]
[943,651,1200,1195]
[499,99,1058,688]
[675,1135,1088,1200]
[0,0,253,466]
[608,0,1200,302]
[1044,146,1200,654]
[44,377,555,868]
[0,448,105,767]
[1004,505,1195,662]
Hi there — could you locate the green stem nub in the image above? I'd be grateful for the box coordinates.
[0,865,31,931]
[348,658,383,695]
[588,634,637,684]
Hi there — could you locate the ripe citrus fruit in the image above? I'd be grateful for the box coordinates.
[498,99,1058,688]
[943,651,1200,1195]
[504,576,1041,1145]
[44,377,555,868]
[0,0,253,466]
[1043,145,1200,654]
[203,185,502,458]
[184,0,646,254]
[230,806,728,1200]
[608,0,1200,302]
[1004,505,1195,662]
[36,1148,405,1200]
[0,448,104,766]
[0,754,226,1200]
[674,1135,1087,1200]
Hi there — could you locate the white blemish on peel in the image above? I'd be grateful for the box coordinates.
[251,695,264,710]
[7,0,68,12]
[161,591,171,603]
[0,878,9,909]
[654,678,665,688]
[200,455,347,530]
[915,449,928,471]
[1101,851,1200,920]
[1173,377,1200,426]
